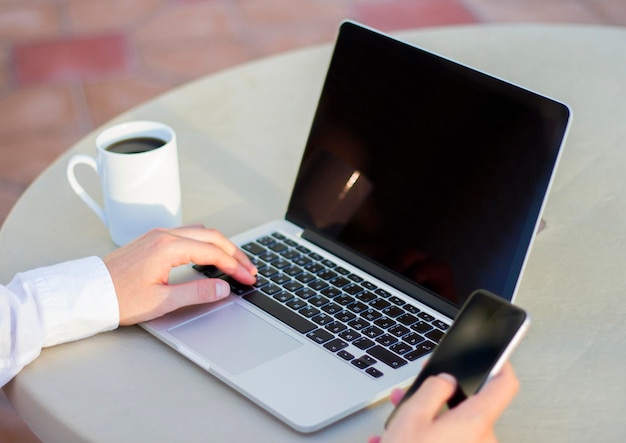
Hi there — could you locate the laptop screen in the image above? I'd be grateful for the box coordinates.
[286,22,570,309]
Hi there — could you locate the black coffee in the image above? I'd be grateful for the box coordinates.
[105,137,166,154]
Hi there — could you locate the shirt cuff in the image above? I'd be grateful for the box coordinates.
[20,256,120,347]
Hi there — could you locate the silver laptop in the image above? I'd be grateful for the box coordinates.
[142,21,571,432]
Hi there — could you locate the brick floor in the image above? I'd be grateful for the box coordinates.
[1,0,625,441]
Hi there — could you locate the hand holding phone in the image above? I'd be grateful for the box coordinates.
[385,289,529,427]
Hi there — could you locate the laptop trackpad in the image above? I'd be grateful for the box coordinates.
[168,302,301,375]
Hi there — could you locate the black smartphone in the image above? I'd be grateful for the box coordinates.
[386,289,529,427]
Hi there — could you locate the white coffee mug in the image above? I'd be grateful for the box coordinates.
[67,120,182,246]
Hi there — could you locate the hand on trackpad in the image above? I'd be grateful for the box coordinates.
[168,303,301,375]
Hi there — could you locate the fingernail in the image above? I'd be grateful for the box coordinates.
[216,280,230,299]
[438,373,457,385]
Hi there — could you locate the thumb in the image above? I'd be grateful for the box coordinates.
[164,278,231,312]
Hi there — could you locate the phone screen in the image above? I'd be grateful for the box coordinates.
[388,290,528,424]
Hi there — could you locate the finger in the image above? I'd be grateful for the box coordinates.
[392,374,456,426]
[450,363,519,428]
[166,227,257,274]
[390,388,406,406]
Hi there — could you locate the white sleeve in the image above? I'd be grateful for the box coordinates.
[0,256,120,387]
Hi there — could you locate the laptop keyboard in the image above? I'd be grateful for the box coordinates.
[193,231,450,379]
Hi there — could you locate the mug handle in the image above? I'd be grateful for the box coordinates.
[66,154,107,226]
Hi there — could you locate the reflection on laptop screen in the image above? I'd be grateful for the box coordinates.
[287,22,570,308]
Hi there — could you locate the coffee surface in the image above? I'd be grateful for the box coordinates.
[106,137,166,154]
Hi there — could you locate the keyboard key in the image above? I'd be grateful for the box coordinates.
[362,325,384,339]
[271,274,291,285]
[388,324,410,337]
[317,269,338,280]
[402,332,425,346]
[309,295,330,307]
[295,287,316,299]
[331,276,351,287]
[273,292,293,303]
[390,342,412,355]
[337,350,354,361]
[382,306,404,318]
[324,338,349,352]
[335,311,356,323]
[261,284,282,295]
[348,274,363,283]
[312,313,334,326]
[426,329,445,342]
[370,298,391,310]
[404,341,436,361]
[361,308,382,322]
[388,296,405,306]
[243,290,316,334]
[322,302,342,315]
[375,288,392,298]
[374,317,396,329]
[353,337,375,350]
[309,252,323,261]
[339,328,360,342]
[343,283,364,295]
[308,279,328,291]
[242,242,265,255]
[192,264,224,278]
[411,320,433,333]
[321,287,342,298]
[397,313,418,326]
[366,367,384,378]
[352,356,375,369]
[348,318,370,330]
[367,345,408,369]
[356,291,377,303]
[375,334,398,347]
[347,301,368,313]
[286,298,307,310]
[433,320,450,330]
[282,281,303,292]
[299,306,320,318]
[307,328,334,344]
[325,321,347,334]
[418,312,436,322]
[362,281,378,291]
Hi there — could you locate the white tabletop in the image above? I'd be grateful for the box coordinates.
[3,23,626,442]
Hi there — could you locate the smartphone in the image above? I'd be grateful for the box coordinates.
[385,289,529,427]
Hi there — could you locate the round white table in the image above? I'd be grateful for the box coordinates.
[3,23,626,442]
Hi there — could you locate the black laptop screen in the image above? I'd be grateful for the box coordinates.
[286,22,570,308]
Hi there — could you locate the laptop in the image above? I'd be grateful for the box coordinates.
[141,21,571,432]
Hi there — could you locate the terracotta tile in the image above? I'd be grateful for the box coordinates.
[464,0,601,24]
[0,184,23,229]
[236,0,348,27]
[83,75,175,125]
[66,0,163,34]
[0,130,81,186]
[352,0,478,31]
[0,43,10,93]
[0,4,61,41]
[140,40,252,80]
[586,0,626,25]
[133,2,235,49]
[14,34,133,85]
[247,23,340,57]
[0,85,83,138]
